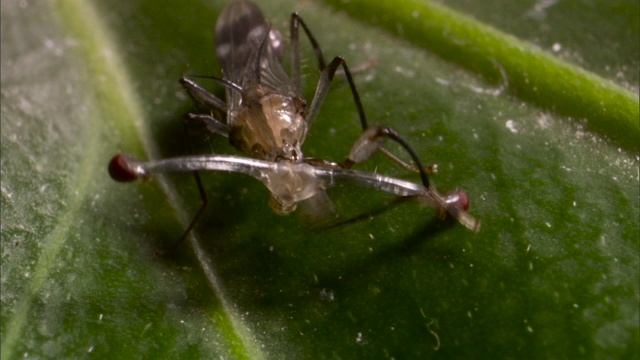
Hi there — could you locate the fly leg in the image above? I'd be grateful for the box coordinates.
[311,57,437,175]
[304,126,432,189]
[157,77,233,255]
[290,12,326,93]
[180,75,228,112]
[153,129,208,256]
[291,13,449,222]
[341,126,477,228]
[329,126,475,228]
[180,75,231,140]
[152,120,210,256]
[343,126,431,187]
[290,14,434,174]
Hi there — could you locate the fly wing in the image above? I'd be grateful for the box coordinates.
[215,1,298,123]
[297,190,337,226]
[215,0,267,83]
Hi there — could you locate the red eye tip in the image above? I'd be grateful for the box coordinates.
[108,154,139,182]
[455,191,470,212]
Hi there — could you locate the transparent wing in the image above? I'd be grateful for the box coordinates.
[214,0,298,124]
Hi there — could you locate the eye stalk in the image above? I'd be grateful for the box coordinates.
[107,154,480,232]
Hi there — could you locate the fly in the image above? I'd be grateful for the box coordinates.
[108,0,480,246]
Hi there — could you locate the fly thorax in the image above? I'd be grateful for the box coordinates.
[261,93,307,157]
[230,86,307,162]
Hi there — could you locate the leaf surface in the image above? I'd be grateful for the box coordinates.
[2,0,638,358]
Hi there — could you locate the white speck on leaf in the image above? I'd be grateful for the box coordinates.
[506,119,518,133]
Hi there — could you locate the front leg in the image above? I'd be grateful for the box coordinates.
[183,113,231,138]
[180,75,228,112]
[343,126,432,188]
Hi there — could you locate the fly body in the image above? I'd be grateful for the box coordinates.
[215,0,307,163]
[109,0,480,247]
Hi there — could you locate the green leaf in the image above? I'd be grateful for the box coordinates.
[325,0,640,152]
[2,0,638,359]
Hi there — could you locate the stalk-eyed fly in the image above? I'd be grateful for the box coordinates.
[109,0,480,246]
